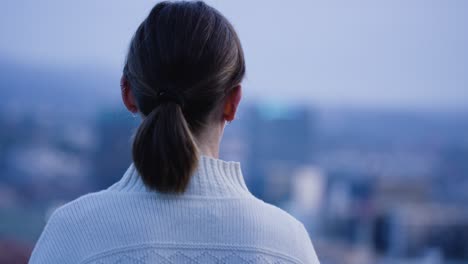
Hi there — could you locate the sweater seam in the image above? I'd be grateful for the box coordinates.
[81,242,303,264]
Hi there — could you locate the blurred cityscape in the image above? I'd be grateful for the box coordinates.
[1,60,468,264]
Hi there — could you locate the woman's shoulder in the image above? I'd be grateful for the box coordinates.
[247,197,305,228]
[30,189,148,263]
[243,197,320,263]
[29,190,109,263]
[49,189,112,220]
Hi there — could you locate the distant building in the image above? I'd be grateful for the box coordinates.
[92,108,139,189]
[373,203,468,261]
[240,102,316,204]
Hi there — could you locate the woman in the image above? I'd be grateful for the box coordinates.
[29,1,320,263]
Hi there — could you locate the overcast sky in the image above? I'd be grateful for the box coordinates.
[1,0,467,110]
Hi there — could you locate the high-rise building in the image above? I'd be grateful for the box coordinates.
[240,102,316,204]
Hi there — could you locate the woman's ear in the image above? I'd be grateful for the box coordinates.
[223,85,242,122]
[120,75,139,114]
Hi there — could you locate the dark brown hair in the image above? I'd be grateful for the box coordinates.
[123,1,245,193]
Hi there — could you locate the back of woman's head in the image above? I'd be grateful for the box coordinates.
[123,1,245,193]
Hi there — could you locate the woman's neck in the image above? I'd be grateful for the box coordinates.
[194,122,225,159]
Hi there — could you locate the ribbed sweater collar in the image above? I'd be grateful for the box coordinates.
[108,155,251,198]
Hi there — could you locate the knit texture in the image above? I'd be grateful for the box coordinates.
[29,156,320,263]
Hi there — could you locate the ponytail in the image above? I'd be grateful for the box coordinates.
[132,102,199,193]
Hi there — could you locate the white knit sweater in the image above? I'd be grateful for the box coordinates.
[29,156,320,263]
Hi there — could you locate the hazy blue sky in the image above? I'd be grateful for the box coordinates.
[1,0,467,110]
